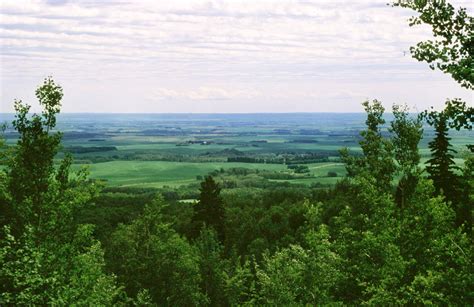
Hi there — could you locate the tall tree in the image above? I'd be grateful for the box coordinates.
[390,104,423,209]
[423,110,468,229]
[395,0,473,228]
[0,78,126,305]
[193,175,226,241]
[394,1,473,149]
[425,112,459,199]
[340,100,395,190]
[6,78,63,236]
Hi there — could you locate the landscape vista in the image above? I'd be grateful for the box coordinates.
[0,0,473,306]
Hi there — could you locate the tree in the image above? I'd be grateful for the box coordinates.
[399,178,472,305]
[6,77,63,236]
[192,175,226,241]
[393,0,474,90]
[329,177,404,304]
[425,112,459,199]
[390,104,423,209]
[195,227,226,306]
[459,155,473,232]
[223,257,257,305]
[394,1,473,150]
[340,100,395,190]
[395,0,473,228]
[0,78,126,305]
[108,195,206,305]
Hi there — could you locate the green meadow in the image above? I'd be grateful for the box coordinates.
[77,160,346,188]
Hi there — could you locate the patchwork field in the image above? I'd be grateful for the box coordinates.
[2,113,471,189]
[76,161,346,188]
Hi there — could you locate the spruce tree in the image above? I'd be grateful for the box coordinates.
[193,175,225,241]
[425,113,459,204]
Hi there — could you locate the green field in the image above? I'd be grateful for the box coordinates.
[5,113,470,189]
[77,161,346,188]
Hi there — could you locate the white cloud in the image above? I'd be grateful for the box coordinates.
[149,86,261,101]
[1,0,472,113]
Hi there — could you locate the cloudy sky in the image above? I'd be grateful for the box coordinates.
[0,0,472,113]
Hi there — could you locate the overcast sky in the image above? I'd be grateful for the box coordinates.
[1,0,472,113]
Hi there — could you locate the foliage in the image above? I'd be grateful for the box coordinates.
[340,100,395,190]
[192,175,226,241]
[393,0,474,90]
[0,78,126,305]
[107,195,206,305]
[2,8,473,301]
[390,104,423,209]
[195,227,226,306]
[425,112,460,201]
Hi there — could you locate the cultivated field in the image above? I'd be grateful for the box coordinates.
[2,113,470,189]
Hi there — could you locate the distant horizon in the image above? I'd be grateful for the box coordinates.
[2,111,404,115]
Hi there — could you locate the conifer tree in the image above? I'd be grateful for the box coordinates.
[425,112,460,209]
[193,176,225,241]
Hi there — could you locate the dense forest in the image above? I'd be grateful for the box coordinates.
[1,1,473,305]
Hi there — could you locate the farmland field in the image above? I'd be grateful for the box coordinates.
[2,113,471,189]
[75,160,346,188]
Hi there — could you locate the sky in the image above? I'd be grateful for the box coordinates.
[0,0,473,113]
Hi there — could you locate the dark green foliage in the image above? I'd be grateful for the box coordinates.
[425,113,459,202]
[64,146,118,154]
[107,195,206,305]
[287,164,310,173]
[195,227,226,306]
[192,176,225,241]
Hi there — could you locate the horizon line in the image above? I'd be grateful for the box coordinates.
[1,111,403,115]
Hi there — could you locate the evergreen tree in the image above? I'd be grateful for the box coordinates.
[425,112,459,205]
[395,0,473,228]
[193,175,225,241]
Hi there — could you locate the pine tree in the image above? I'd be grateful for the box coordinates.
[193,176,225,241]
